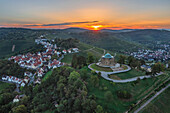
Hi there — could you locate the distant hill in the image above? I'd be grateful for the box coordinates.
[111,29,170,48]
[100,29,137,33]
[69,31,141,52]
[62,27,89,33]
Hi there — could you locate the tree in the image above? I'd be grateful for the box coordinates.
[87,53,94,64]
[12,105,27,113]
[80,69,88,80]
[118,55,126,64]
[104,91,113,102]
[68,71,80,84]
[151,62,165,75]
[90,76,99,87]
[71,54,77,68]
[95,105,104,113]
[90,100,97,110]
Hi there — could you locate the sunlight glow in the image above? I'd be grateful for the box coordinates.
[91,25,103,30]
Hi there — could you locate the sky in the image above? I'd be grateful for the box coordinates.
[0,0,170,30]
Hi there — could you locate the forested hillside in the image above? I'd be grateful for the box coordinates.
[112,29,170,48]
[0,66,101,113]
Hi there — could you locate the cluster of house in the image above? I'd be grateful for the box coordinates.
[130,48,170,62]
[2,74,29,87]
[2,37,79,88]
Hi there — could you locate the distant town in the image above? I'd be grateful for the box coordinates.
[128,44,169,63]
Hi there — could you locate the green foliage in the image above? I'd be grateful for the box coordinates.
[95,105,104,113]
[71,53,86,69]
[17,66,98,112]
[12,104,27,113]
[90,75,99,87]
[152,62,165,75]
[87,53,95,64]
[118,55,126,64]
[0,60,28,78]
[117,90,132,99]
[54,38,79,49]
[104,91,113,102]
[0,82,16,113]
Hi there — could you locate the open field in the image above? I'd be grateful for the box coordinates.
[0,39,35,58]
[82,66,169,113]
[139,87,170,113]
[90,63,113,72]
[109,69,145,80]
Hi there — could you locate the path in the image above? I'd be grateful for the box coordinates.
[0,79,20,93]
[134,84,170,113]
[84,47,95,52]
[88,63,163,83]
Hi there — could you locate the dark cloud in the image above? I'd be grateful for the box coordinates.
[25,21,99,27]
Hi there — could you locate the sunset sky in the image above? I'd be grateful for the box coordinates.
[0,0,170,30]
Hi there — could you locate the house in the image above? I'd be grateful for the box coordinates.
[34,78,41,84]
[24,77,29,83]
[2,76,8,81]
[24,72,33,77]
[67,49,72,53]
[21,82,26,87]
[13,95,26,103]
[72,48,79,52]
[38,68,44,77]
[141,65,152,72]
[62,50,67,54]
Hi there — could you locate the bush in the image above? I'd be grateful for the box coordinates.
[104,91,113,102]
[103,87,108,91]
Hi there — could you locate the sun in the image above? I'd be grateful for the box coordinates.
[91,25,103,30]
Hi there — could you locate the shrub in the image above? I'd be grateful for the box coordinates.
[104,91,113,102]
[103,87,108,90]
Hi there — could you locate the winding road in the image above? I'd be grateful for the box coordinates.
[88,63,164,83]
[134,84,170,113]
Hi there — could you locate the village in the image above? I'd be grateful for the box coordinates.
[1,36,79,88]
[129,44,170,62]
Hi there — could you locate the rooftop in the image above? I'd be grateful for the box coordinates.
[103,53,113,58]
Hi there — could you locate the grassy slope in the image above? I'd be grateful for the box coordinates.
[140,87,170,113]
[109,69,145,79]
[82,66,169,113]
[0,39,35,58]
[90,64,113,72]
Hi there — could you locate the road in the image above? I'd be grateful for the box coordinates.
[88,63,163,83]
[58,54,64,61]
[134,84,170,113]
